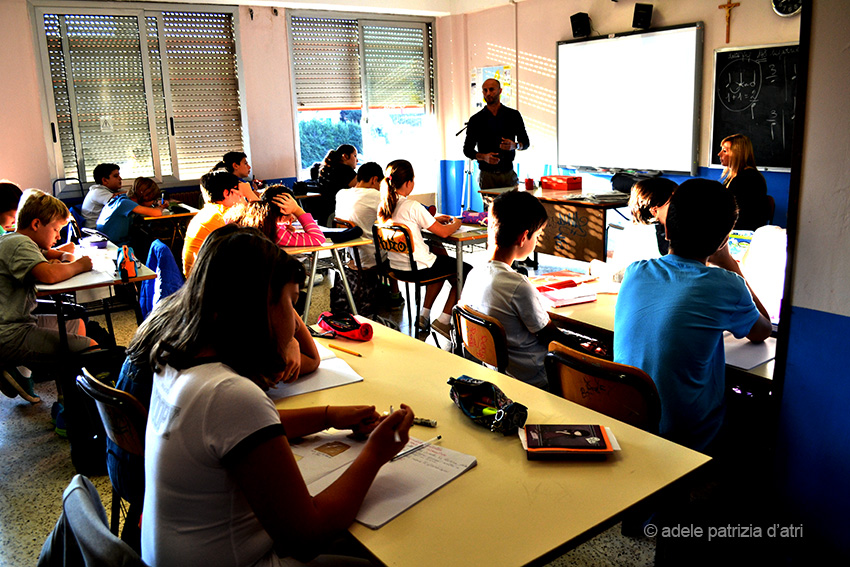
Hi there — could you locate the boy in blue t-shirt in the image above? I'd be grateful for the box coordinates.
[614,178,772,452]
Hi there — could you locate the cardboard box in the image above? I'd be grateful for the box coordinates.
[540,175,582,191]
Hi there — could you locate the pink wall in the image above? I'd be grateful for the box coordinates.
[0,0,53,192]
[436,0,800,176]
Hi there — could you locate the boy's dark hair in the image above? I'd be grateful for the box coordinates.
[222,151,247,173]
[200,170,240,203]
[491,189,548,248]
[93,163,119,185]
[666,178,739,259]
[0,181,23,214]
[356,162,384,183]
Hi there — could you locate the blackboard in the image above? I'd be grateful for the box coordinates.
[711,43,799,170]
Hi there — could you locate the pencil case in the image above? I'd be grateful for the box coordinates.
[317,311,373,341]
[448,375,527,435]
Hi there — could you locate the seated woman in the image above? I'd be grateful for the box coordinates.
[96,177,165,260]
[718,133,770,230]
[140,225,414,566]
[313,144,358,226]
[216,151,261,202]
[224,185,325,248]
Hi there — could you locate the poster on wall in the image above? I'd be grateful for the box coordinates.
[470,65,515,110]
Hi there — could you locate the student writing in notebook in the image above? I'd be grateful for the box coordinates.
[141,225,414,567]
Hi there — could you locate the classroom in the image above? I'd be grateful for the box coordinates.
[1,0,848,564]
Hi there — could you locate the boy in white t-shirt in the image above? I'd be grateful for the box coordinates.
[460,189,569,389]
[81,163,124,228]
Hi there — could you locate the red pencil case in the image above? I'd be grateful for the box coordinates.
[317,312,373,341]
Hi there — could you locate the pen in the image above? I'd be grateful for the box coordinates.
[328,343,362,357]
[413,417,437,428]
[390,406,401,442]
[392,435,442,462]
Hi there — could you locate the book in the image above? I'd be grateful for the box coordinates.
[528,270,599,308]
[523,424,614,460]
[266,343,363,400]
[291,431,477,529]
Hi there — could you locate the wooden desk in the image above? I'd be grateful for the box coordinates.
[549,291,775,383]
[144,203,199,251]
[284,236,373,321]
[276,321,709,567]
[480,187,628,262]
[425,224,488,293]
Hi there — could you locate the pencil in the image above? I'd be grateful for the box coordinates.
[328,343,362,357]
[392,435,442,462]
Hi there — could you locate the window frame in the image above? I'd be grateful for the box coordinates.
[286,9,437,180]
[31,1,250,195]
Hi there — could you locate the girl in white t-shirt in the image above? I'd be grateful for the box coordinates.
[140,225,414,567]
[377,159,470,336]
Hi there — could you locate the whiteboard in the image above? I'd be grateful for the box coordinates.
[556,23,703,175]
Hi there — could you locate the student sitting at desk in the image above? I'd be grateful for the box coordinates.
[0,180,23,234]
[614,179,772,453]
[215,151,261,202]
[81,163,124,228]
[182,170,245,277]
[314,144,359,227]
[96,177,165,259]
[627,177,678,257]
[334,162,403,315]
[224,185,325,248]
[0,189,94,403]
[460,189,563,389]
[378,159,466,338]
[140,225,414,567]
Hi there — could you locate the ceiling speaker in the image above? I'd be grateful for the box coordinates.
[633,4,653,29]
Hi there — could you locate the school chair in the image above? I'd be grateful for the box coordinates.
[372,224,453,338]
[544,341,661,434]
[37,474,148,567]
[76,368,148,537]
[334,218,364,271]
[452,304,509,373]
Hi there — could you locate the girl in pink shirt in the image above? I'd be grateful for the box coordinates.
[225,185,325,248]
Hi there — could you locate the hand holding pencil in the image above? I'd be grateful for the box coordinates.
[364,403,415,464]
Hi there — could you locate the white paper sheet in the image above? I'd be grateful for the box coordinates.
[723,333,777,370]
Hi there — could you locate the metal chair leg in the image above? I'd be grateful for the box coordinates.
[110,487,121,536]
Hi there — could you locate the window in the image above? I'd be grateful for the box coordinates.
[36,5,245,189]
[289,13,436,183]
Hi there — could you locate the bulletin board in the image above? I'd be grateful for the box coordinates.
[470,65,515,111]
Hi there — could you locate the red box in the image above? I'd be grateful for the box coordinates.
[540,175,582,191]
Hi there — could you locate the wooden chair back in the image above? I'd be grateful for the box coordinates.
[452,305,509,372]
[545,341,661,433]
[333,217,364,270]
[76,368,148,457]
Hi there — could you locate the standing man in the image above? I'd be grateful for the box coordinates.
[463,78,530,189]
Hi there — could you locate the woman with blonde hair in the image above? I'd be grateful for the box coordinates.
[718,134,769,230]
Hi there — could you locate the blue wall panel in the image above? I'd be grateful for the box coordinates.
[778,306,850,557]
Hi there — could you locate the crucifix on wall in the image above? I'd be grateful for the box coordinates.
[718,0,741,44]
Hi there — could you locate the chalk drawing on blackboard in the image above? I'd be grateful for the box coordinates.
[711,43,799,171]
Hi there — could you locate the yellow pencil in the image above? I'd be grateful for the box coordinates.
[328,343,362,357]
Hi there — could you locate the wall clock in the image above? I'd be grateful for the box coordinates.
[772,0,803,17]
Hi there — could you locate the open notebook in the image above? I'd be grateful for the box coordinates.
[292,431,477,529]
[267,343,363,399]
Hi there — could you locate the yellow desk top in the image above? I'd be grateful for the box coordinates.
[549,293,775,380]
[276,321,710,567]
[283,236,373,256]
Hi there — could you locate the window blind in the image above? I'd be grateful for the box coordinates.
[40,8,243,184]
[362,24,427,110]
[290,16,362,110]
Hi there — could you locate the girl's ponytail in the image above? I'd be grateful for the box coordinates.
[378,160,414,222]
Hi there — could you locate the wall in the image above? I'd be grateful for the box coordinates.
[778,0,850,557]
[436,0,800,221]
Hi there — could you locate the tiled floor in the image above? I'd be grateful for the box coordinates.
[0,251,658,567]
